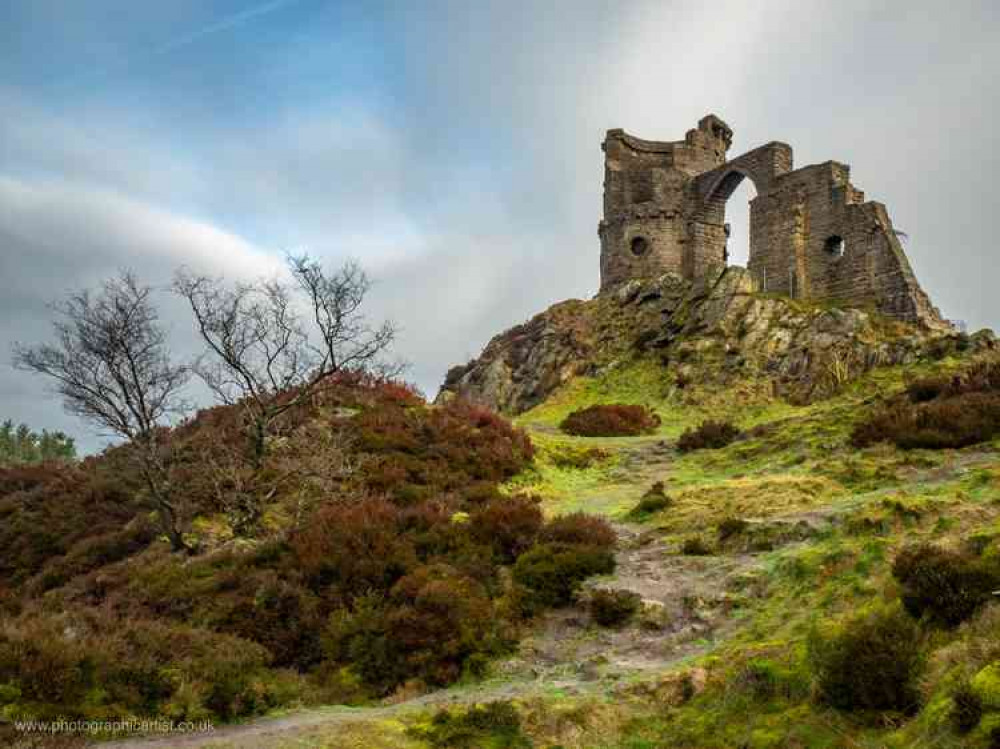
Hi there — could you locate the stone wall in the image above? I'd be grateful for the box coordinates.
[598,115,946,328]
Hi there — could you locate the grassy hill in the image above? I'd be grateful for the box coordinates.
[5,275,1000,748]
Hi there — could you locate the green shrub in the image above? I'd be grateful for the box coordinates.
[808,604,924,715]
[677,420,739,452]
[951,681,983,734]
[629,481,671,518]
[892,543,1000,627]
[590,589,641,627]
[324,564,500,695]
[681,537,712,556]
[559,404,660,437]
[718,517,749,542]
[0,612,281,722]
[410,701,531,749]
[512,543,615,609]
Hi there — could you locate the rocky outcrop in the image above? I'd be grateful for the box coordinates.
[438,268,991,414]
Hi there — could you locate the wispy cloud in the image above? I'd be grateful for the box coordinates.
[153,0,303,56]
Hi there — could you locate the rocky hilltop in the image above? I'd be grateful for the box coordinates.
[439,267,990,412]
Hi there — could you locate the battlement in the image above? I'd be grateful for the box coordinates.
[598,115,944,328]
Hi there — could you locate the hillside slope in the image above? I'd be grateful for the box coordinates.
[439,267,989,412]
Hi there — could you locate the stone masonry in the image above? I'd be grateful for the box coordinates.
[599,115,945,328]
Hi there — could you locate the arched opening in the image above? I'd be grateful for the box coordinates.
[824,235,845,257]
[724,178,756,268]
[701,168,759,271]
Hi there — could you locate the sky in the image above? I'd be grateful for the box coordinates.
[1,0,998,453]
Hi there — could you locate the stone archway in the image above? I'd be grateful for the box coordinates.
[686,142,792,281]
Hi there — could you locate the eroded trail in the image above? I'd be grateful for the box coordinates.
[102,521,762,749]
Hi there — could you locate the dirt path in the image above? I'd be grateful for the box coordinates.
[99,520,762,749]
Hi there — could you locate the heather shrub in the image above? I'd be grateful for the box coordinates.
[291,498,416,598]
[0,378,556,722]
[559,404,660,437]
[354,401,534,502]
[540,512,617,549]
[892,543,1000,627]
[512,543,615,609]
[855,360,1000,449]
[470,496,543,563]
[677,420,740,452]
[808,604,924,715]
[629,481,671,517]
[26,519,157,596]
[852,392,1000,449]
[324,564,498,694]
[590,589,641,627]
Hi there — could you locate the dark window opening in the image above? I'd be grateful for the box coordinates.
[630,236,649,256]
[825,235,845,257]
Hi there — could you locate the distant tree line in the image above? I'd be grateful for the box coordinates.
[0,420,76,466]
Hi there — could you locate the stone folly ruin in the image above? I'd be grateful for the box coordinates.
[599,115,944,327]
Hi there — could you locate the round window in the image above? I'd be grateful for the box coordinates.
[630,236,649,256]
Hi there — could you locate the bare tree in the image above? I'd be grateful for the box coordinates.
[12,272,190,552]
[174,254,397,470]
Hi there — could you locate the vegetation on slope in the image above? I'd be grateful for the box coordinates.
[420,350,1000,749]
[0,375,622,734]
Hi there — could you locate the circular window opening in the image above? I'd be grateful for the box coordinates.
[824,235,845,257]
[630,236,650,257]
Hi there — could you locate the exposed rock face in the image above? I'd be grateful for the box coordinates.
[438,268,991,414]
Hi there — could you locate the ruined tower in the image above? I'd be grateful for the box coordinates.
[599,115,945,328]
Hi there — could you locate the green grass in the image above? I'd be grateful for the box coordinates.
[489,352,1000,748]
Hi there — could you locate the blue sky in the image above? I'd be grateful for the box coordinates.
[2,0,999,452]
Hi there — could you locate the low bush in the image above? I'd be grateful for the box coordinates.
[629,481,671,517]
[559,404,660,437]
[891,543,1000,627]
[808,604,924,715]
[512,543,615,609]
[855,359,1000,449]
[677,420,740,452]
[324,564,500,694]
[590,588,641,627]
[681,537,712,556]
[717,517,749,542]
[410,701,530,749]
[292,498,417,599]
[852,392,1000,449]
[951,681,984,734]
[0,612,283,722]
[540,512,617,549]
[470,496,543,563]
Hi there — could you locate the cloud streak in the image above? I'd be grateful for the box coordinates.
[154,0,303,56]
